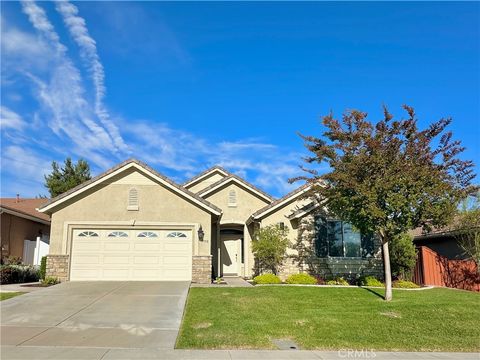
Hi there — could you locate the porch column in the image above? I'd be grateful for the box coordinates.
[243,224,249,278]
[217,225,221,278]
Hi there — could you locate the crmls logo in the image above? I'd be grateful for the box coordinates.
[338,349,377,358]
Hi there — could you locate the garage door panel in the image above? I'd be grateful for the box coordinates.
[71,228,192,281]
[133,256,159,264]
[133,243,160,251]
[103,256,130,264]
[74,242,101,251]
[104,242,130,251]
[72,255,100,265]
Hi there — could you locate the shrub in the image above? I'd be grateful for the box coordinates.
[390,233,417,279]
[0,265,39,284]
[253,273,282,284]
[41,276,59,286]
[393,280,420,289]
[1,256,23,265]
[326,277,349,286]
[39,256,47,280]
[285,273,317,285]
[252,225,289,275]
[358,275,383,287]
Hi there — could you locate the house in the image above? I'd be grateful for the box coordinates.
[1,197,51,265]
[38,159,383,283]
[411,226,468,260]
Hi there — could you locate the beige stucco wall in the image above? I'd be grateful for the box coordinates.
[186,173,226,193]
[203,182,270,224]
[203,182,270,278]
[48,169,214,257]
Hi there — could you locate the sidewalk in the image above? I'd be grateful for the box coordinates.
[1,346,478,360]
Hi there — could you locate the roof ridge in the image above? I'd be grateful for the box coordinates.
[39,159,222,214]
[183,165,231,187]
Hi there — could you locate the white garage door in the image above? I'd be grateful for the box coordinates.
[70,229,192,281]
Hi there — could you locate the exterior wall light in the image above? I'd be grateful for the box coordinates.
[198,225,205,241]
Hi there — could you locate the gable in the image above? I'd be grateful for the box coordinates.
[39,159,221,216]
[186,172,227,193]
[201,181,270,223]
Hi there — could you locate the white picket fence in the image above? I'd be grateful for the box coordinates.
[23,235,50,266]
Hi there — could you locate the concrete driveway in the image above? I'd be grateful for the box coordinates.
[1,281,189,350]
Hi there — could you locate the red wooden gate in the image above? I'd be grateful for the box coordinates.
[413,246,480,292]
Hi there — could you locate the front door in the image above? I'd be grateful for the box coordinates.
[221,236,240,275]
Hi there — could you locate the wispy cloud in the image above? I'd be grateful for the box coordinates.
[2,2,306,198]
[55,0,128,153]
[0,106,25,130]
[19,0,120,167]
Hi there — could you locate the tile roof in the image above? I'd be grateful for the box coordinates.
[0,198,50,223]
[39,159,222,214]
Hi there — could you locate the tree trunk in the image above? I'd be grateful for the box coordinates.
[382,240,393,301]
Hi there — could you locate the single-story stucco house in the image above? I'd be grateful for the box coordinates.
[39,159,383,283]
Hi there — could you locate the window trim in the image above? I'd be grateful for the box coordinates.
[137,231,158,238]
[166,232,187,238]
[107,231,128,237]
[78,231,99,237]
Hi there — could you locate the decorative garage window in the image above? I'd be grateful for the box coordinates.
[127,188,139,211]
[228,189,237,207]
[108,231,128,237]
[167,232,187,238]
[137,231,158,238]
[78,231,99,237]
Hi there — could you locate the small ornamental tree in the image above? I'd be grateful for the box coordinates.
[252,224,289,275]
[293,105,476,300]
[389,233,417,280]
[44,158,91,197]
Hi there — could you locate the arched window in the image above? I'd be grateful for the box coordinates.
[137,231,158,238]
[78,231,99,237]
[108,231,128,237]
[228,189,237,207]
[127,188,139,210]
[167,232,187,238]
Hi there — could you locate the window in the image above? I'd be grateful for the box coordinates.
[108,231,128,237]
[167,232,187,238]
[78,231,99,237]
[137,231,158,238]
[127,188,139,210]
[228,189,237,207]
[314,216,374,258]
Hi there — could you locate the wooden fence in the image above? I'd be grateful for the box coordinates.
[413,246,480,292]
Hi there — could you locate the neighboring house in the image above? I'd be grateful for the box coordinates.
[411,227,467,260]
[38,159,383,283]
[0,197,51,264]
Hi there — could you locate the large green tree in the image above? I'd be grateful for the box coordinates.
[294,105,476,300]
[44,158,92,197]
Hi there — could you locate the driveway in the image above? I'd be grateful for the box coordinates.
[1,281,189,349]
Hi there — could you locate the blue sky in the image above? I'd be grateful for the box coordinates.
[1,1,479,198]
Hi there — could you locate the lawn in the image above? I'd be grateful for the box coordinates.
[0,292,24,301]
[177,287,480,351]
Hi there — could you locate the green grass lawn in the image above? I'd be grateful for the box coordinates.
[177,287,480,351]
[0,292,25,301]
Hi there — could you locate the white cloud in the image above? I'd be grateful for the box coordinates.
[55,0,128,153]
[0,106,25,130]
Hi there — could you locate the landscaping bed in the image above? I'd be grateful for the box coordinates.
[177,286,480,351]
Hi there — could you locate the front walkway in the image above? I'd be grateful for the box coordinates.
[1,346,477,359]
[0,282,45,293]
[224,276,253,287]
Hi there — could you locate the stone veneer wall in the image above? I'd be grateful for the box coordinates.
[278,213,384,282]
[192,255,212,284]
[46,255,70,282]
